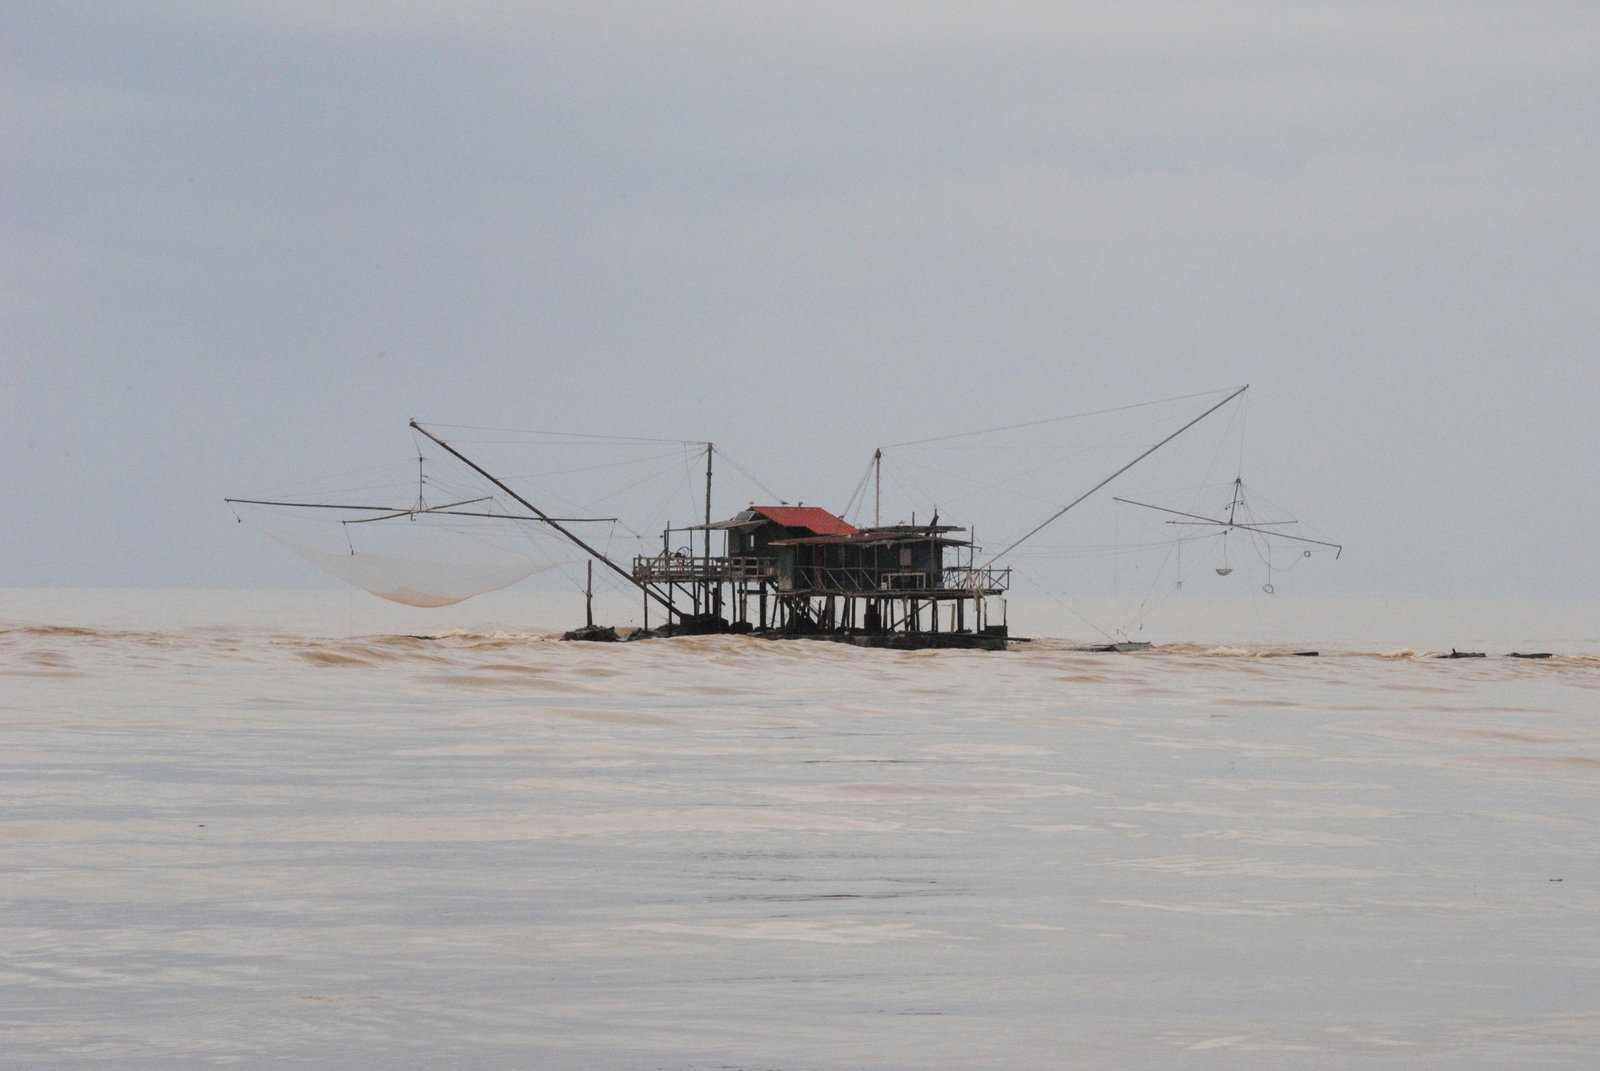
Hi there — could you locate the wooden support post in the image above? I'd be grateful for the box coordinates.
[702,442,713,614]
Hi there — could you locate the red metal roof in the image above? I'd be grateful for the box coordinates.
[752,505,858,537]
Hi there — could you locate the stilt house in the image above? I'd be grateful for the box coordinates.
[633,503,1010,647]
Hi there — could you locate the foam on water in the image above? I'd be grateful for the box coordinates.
[3,590,1600,1068]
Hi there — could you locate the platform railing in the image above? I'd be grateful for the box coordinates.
[630,556,1008,595]
[942,565,1011,592]
[632,554,774,583]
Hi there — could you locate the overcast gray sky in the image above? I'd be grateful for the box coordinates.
[5,1,1597,598]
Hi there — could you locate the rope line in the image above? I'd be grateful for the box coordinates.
[886,387,1243,448]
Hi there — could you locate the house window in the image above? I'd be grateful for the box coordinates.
[899,547,913,567]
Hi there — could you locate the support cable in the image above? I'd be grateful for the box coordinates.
[887,387,1243,449]
[984,385,1249,566]
[713,446,784,503]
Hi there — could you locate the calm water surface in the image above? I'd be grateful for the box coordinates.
[3,590,1599,1068]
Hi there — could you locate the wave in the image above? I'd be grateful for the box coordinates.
[7,620,1600,689]
[1,624,105,638]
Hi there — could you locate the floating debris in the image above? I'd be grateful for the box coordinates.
[1509,652,1554,659]
[1439,649,1487,659]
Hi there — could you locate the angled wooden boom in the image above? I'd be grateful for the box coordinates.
[408,420,680,617]
[984,385,1249,566]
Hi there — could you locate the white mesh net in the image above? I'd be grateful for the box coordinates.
[230,426,780,611]
[259,527,561,607]
[234,478,578,608]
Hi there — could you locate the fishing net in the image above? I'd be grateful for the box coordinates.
[227,428,748,610]
[259,526,561,607]
[232,482,577,607]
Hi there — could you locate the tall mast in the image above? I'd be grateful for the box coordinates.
[703,443,714,610]
[984,385,1249,566]
[409,420,678,617]
[873,448,882,527]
